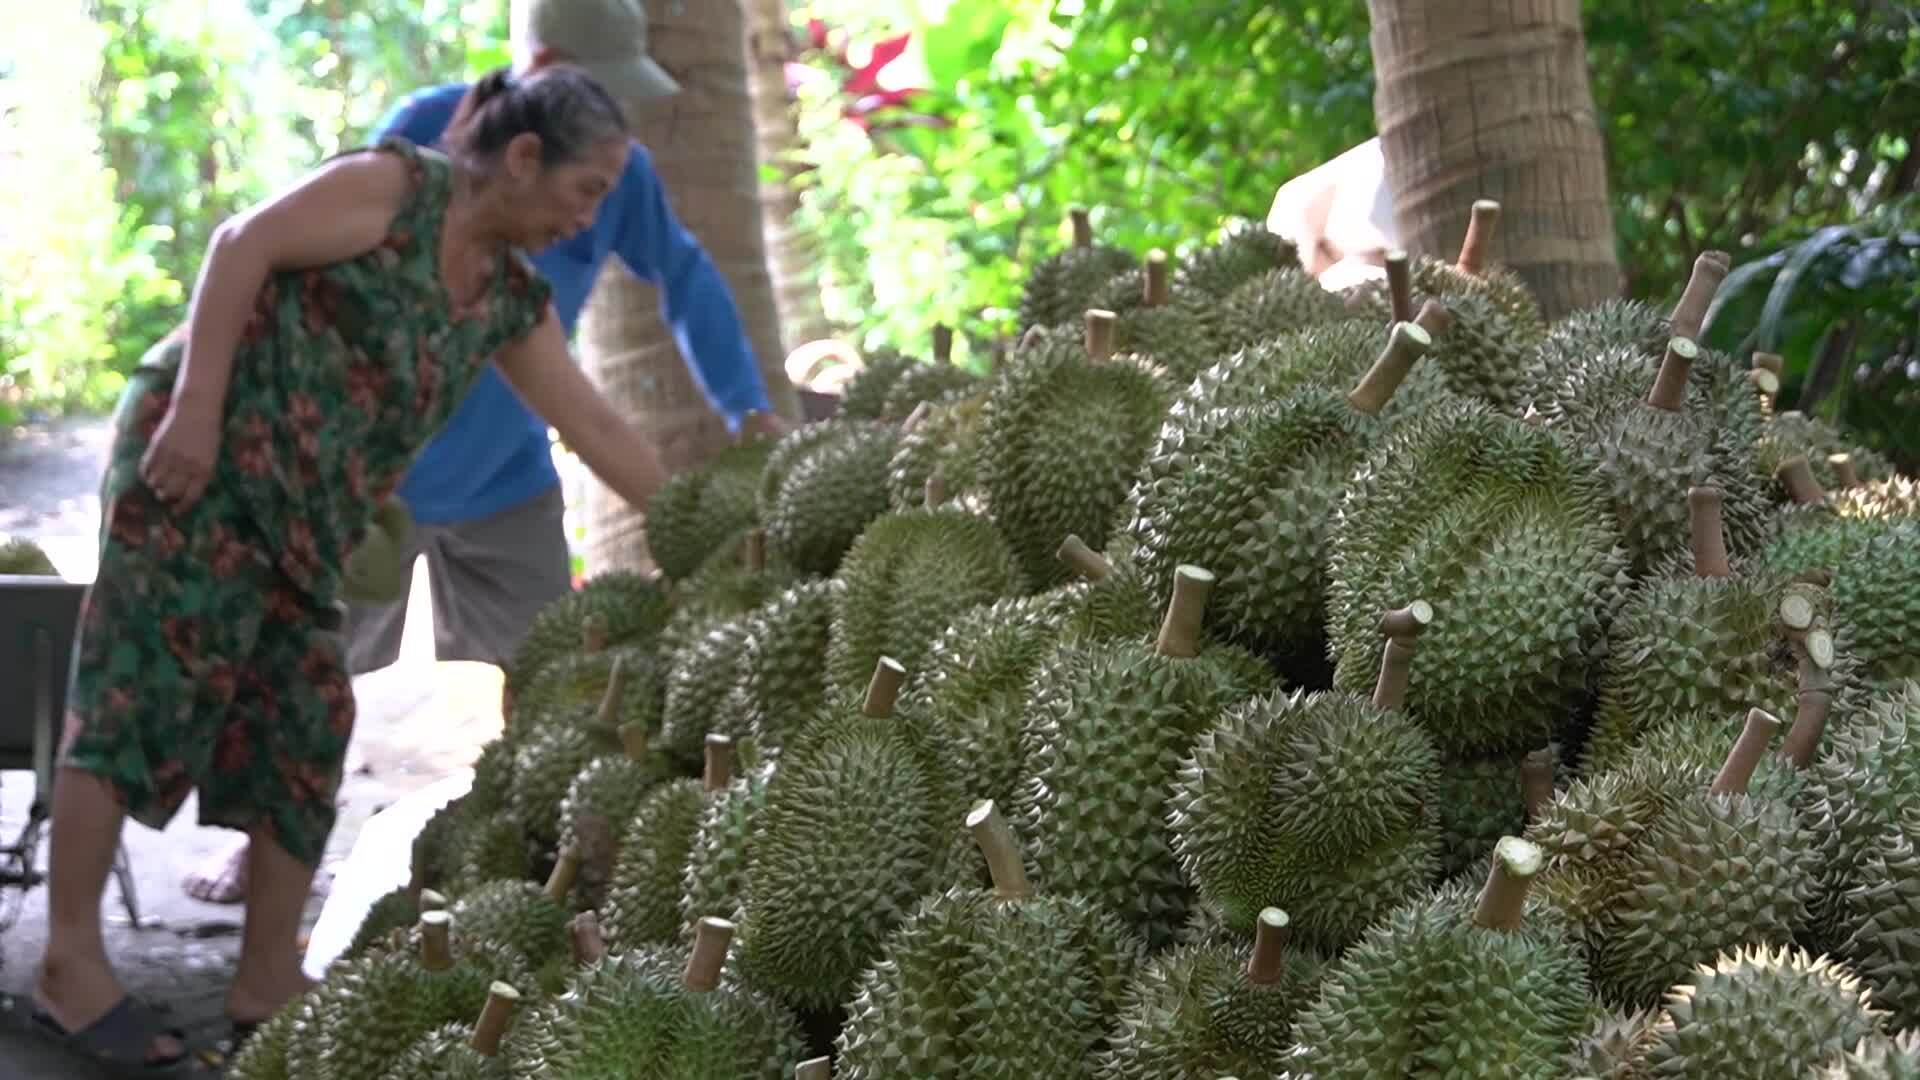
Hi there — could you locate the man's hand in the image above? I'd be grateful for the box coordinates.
[738,409,792,444]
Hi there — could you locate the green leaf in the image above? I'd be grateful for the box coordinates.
[923,0,1014,90]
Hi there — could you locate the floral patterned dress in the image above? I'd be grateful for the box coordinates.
[61,135,554,867]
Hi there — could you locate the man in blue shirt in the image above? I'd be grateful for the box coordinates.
[184,0,788,904]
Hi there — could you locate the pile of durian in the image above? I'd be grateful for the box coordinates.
[234,201,1920,1079]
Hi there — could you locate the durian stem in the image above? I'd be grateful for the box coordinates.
[933,324,954,366]
[582,612,609,654]
[924,470,949,509]
[1371,600,1433,711]
[1779,589,1818,632]
[1155,565,1216,659]
[1521,748,1556,821]
[1687,485,1732,578]
[1348,321,1433,415]
[797,1057,833,1080]
[1384,248,1414,323]
[620,721,649,763]
[743,528,767,573]
[1781,634,1834,768]
[1085,309,1117,363]
[1456,199,1502,276]
[1749,368,1781,398]
[469,982,521,1057]
[419,910,454,972]
[1056,534,1113,582]
[862,656,907,718]
[682,916,735,992]
[1778,455,1827,504]
[1711,707,1782,795]
[1069,207,1092,248]
[1669,251,1732,342]
[1828,453,1861,489]
[595,655,629,730]
[704,733,734,792]
[418,888,448,913]
[1646,337,1700,412]
[544,846,581,904]
[569,911,607,966]
[1245,907,1291,986]
[1752,351,1785,377]
[900,400,932,434]
[1472,836,1544,930]
[966,799,1033,901]
[1145,250,1171,307]
[1413,298,1454,339]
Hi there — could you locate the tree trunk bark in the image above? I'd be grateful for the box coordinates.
[577,0,797,577]
[744,0,832,353]
[1366,0,1622,319]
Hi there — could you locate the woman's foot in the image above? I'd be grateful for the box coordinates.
[224,966,317,1029]
[182,837,250,904]
[33,954,186,1068]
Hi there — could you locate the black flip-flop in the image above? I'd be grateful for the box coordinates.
[30,994,194,1075]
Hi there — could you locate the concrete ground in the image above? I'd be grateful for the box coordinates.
[0,417,506,1076]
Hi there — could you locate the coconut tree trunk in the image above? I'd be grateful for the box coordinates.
[1366,0,1622,318]
[745,0,831,352]
[578,0,798,577]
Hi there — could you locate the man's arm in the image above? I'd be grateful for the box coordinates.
[609,147,778,435]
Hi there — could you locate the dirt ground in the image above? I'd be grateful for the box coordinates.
[0,417,505,1075]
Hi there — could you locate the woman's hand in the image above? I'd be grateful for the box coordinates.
[140,397,222,510]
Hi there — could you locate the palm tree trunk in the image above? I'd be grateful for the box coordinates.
[1366,0,1622,318]
[577,0,797,577]
[744,0,831,352]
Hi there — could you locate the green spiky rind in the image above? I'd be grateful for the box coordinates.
[347,886,424,960]
[881,360,983,421]
[521,943,805,1079]
[1034,553,1164,645]
[1176,226,1302,300]
[508,726,607,853]
[658,614,758,770]
[1015,638,1276,949]
[824,506,1022,698]
[678,768,772,931]
[1835,808,1920,1029]
[379,1022,509,1080]
[445,814,533,898]
[1563,1004,1660,1080]
[1586,707,1804,805]
[1019,242,1140,332]
[1532,337,1771,454]
[598,778,708,949]
[734,714,955,1011]
[448,880,572,993]
[764,422,901,576]
[1287,876,1589,1079]
[1533,298,1672,375]
[1828,475,1920,520]
[1325,398,1628,757]
[1640,944,1887,1079]
[1410,255,1547,337]
[1815,1029,1920,1079]
[468,741,516,813]
[837,347,920,420]
[979,328,1175,587]
[1214,267,1351,354]
[509,643,667,746]
[645,439,777,581]
[1168,689,1441,951]
[907,595,1061,813]
[556,752,678,910]
[1764,517,1920,688]
[223,992,301,1080]
[1107,289,1229,385]
[0,536,58,575]
[1096,929,1326,1080]
[756,417,879,512]
[505,571,673,695]
[414,796,475,894]
[1431,751,1533,881]
[738,578,841,751]
[1422,289,1549,416]
[1802,683,1920,947]
[287,936,533,1080]
[1758,411,1899,493]
[885,391,990,511]
[1124,395,1376,658]
[1179,319,1393,419]
[835,886,1145,1079]
[1578,402,1774,575]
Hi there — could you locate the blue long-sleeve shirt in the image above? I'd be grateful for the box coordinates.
[373,83,773,524]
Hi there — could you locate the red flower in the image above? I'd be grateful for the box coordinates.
[267,587,306,625]
[345,364,386,417]
[150,520,186,561]
[203,662,238,705]
[108,494,149,549]
[207,524,255,579]
[232,412,274,478]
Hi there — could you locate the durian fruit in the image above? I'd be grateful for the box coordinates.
[1324,396,1626,760]
[557,722,677,909]
[885,389,989,512]
[1430,747,1552,881]
[283,911,533,1080]
[448,853,576,992]
[1759,409,1898,494]
[877,325,982,420]
[1815,1028,1920,1078]
[1407,200,1547,335]
[345,885,439,961]
[1527,710,1820,1008]
[342,497,413,605]
[737,578,841,751]
[645,436,778,582]
[1035,535,1162,645]
[824,504,1022,698]
[1097,907,1326,1080]
[1562,1004,1660,1080]
[1834,807,1920,1029]
[377,981,521,1080]
[733,657,958,1011]
[1803,683,1920,951]
[1176,224,1301,300]
[510,662,635,854]
[835,347,919,421]
[833,800,1147,1078]
[677,754,772,931]
[1015,566,1277,948]
[1763,508,1920,690]
[514,915,806,1078]
[764,419,900,575]
[505,570,672,699]
[1533,297,1671,374]
[1168,601,1442,950]
[0,535,59,575]
[1286,836,1591,1078]
[658,611,758,771]
[601,734,736,949]
[222,993,303,1080]
[979,318,1174,588]
[509,617,666,745]
[1213,263,1352,355]
[1624,944,1887,1079]
[1085,249,1227,384]
[1018,206,1140,333]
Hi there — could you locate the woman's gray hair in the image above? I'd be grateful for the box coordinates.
[443,64,626,171]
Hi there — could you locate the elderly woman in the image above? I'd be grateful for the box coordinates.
[29,64,666,1072]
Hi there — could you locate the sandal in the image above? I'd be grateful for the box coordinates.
[30,994,193,1075]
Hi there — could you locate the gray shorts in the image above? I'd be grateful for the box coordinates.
[344,486,573,675]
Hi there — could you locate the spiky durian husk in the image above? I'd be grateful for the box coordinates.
[756,417,876,511]
[1827,475,1920,519]
[1096,925,1325,1080]
[1635,944,1887,1079]
[504,571,672,696]
[516,942,804,1078]
[1526,757,1819,1008]
[1032,552,1162,645]
[1531,338,1771,455]
[1214,267,1351,354]
[445,815,533,898]
[1179,319,1391,417]
[1764,517,1920,689]
[598,778,708,949]
[979,326,1175,588]
[881,359,981,420]
[1176,225,1301,300]
[658,615,757,770]
[1578,403,1773,575]
[836,347,918,420]
[906,595,1060,813]
[885,391,990,511]
[1801,683,1920,947]
[1019,242,1139,333]
[1101,288,1228,385]
[224,993,302,1080]
[1431,750,1533,881]
[1834,809,1920,1029]
[1609,707,1805,804]
[1409,253,1546,335]
[1287,875,1589,1079]
[678,768,771,931]
[764,421,900,576]
[413,798,473,894]
[1563,1004,1660,1080]
[1815,1030,1920,1079]
[824,506,1022,698]
[508,643,666,745]
[1419,289,1549,416]
[379,1022,508,1080]
[557,751,678,910]
[0,536,58,575]
[1758,410,1899,493]
[508,726,607,854]
[346,886,425,960]
[1325,397,1628,759]
[448,880,572,992]
[1014,637,1275,949]
[834,886,1145,1079]
[644,440,776,582]
[1534,298,1671,374]
[1168,689,1440,951]
[733,713,956,1011]
[737,579,839,751]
